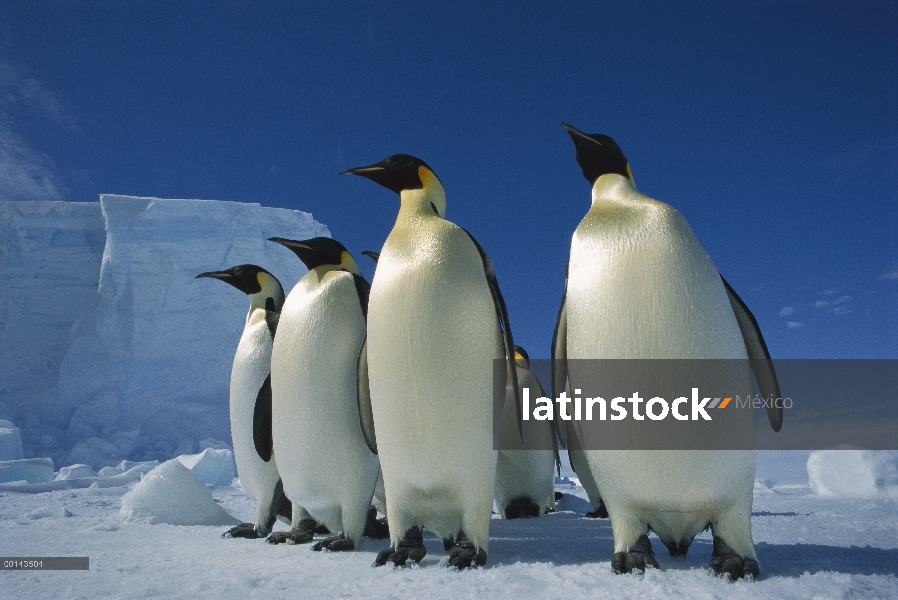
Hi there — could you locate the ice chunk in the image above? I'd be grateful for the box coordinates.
[98,460,158,477]
[807,450,898,498]
[0,419,24,460]
[54,464,97,480]
[0,461,157,493]
[174,448,235,486]
[0,457,54,483]
[120,460,239,526]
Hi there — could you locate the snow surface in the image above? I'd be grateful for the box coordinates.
[0,198,328,469]
[0,450,895,599]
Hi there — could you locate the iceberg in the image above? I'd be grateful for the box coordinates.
[0,196,328,469]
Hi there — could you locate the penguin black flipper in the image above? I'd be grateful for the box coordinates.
[459,227,522,440]
[264,299,280,339]
[352,273,371,319]
[253,373,274,462]
[720,275,783,432]
[357,335,377,454]
[551,274,569,449]
[542,381,563,477]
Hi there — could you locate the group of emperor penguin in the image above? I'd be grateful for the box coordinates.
[196,122,782,580]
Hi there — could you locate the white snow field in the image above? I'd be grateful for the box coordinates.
[0,451,895,599]
[0,198,328,469]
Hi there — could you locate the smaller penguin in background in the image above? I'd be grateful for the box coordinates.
[495,345,559,519]
[267,236,380,551]
[195,265,292,539]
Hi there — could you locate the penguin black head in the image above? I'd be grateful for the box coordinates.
[361,250,380,264]
[513,345,530,369]
[196,264,284,312]
[340,154,441,195]
[269,236,360,274]
[561,123,633,187]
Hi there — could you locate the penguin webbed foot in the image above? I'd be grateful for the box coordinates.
[373,526,426,567]
[265,518,321,545]
[222,523,259,539]
[312,533,355,552]
[611,534,659,574]
[441,530,486,569]
[447,540,487,569]
[707,535,759,580]
[585,499,609,519]
[363,507,390,539]
[504,498,541,519]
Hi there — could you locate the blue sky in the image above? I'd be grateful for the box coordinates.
[1,1,896,359]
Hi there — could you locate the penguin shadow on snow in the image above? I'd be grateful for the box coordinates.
[753,542,898,578]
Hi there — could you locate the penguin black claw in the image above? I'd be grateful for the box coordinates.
[223,523,259,539]
[447,540,487,569]
[707,536,760,580]
[611,534,659,574]
[374,526,426,567]
[265,529,314,545]
[312,534,355,552]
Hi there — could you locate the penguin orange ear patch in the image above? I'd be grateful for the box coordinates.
[626,163,634,181]
[418,166,436,191]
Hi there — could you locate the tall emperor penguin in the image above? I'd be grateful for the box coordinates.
[553,123,782,580]
[195,265,292,538]
[342,154,520,569]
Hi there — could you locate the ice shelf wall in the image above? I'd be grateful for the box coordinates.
[0,196,328,468]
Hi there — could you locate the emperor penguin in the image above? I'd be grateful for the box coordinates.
[342,154,520,569]
[495,345,559,519]
[267,236,380,551]
[195,265,292,538]
[553,123,782,579]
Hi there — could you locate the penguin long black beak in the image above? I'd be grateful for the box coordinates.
[195,271,234,282]
[268,237,312,252]
[339,165,385,178]
[361,250,380,263]
[561,122,602,145]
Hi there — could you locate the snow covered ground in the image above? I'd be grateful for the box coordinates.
[1,451,896,599]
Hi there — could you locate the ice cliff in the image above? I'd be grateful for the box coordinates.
[0,195,328,468]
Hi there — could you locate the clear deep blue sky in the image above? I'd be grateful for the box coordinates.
[1,2,896,359]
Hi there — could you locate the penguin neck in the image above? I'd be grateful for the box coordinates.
[590,173,637,207]
[305,261,360,283]
[398,183,446,220]
[248,289,283,314]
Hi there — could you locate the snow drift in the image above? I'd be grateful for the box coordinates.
[807,450,898,498]
[120,459,239,526]
[0,196,328,469]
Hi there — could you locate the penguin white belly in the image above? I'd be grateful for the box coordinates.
[495,369,555,517]
[568,181,756,557]
[367,219,502,550]
[230,311,281,505]
[270,271,378,542]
